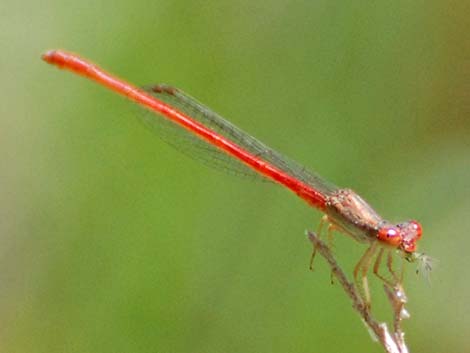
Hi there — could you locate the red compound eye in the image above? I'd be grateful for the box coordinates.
[377,227,401,246]
[410,220,422,239]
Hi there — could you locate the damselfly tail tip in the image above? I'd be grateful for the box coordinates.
[41,49,73,69]
[41,50,57,63]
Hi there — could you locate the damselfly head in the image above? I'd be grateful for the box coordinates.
[398,220,422,253]
[376,220,422,252]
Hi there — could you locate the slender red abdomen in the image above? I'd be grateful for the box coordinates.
[42,50,327,209]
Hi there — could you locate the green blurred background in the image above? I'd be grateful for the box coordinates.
[1,1,468,352]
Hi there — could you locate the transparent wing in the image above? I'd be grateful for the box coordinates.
[137,84,337,194]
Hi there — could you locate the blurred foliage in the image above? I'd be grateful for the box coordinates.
[1,1,468,352]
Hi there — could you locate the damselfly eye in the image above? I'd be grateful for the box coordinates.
[410,220,422,239]
[377,226,401,246]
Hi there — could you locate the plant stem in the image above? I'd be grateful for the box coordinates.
[307,230,410,353]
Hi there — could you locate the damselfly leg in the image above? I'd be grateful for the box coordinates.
[310,216,336,270]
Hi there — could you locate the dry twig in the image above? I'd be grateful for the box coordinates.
[307,230,410,353]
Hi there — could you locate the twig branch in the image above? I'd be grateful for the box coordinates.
[307,230,410,353]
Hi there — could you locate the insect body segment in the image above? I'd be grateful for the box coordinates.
[42,49,426,310]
